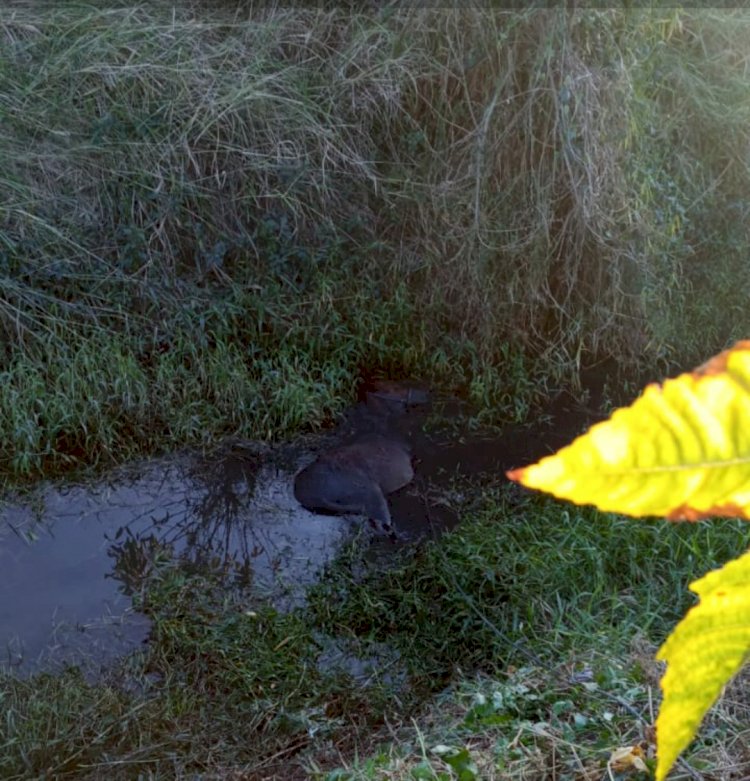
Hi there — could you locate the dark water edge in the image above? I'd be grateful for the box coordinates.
[0,382,609,678]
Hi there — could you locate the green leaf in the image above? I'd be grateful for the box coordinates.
[431,745,479,781]
[507,340,750,779]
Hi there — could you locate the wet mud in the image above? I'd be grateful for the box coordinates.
[0,382,606,676]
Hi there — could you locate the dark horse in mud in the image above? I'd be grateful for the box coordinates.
[293,381,428,537]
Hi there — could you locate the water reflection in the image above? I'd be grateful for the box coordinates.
[0,445,354,676]
[0,389,592,678]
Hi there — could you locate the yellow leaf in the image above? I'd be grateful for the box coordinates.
[507,340,750,520]
[655,549,750,781]
[507,340,750,779]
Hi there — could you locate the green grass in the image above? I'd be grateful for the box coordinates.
[308,486,750,779]
[309,485,750,682]
[308,661,659,780]
[5,4,750,779]
[3,486,749,779]
[0,266,549,487]
[4,6,750,486]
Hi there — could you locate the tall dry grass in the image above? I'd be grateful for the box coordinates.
[373,8,750,367]
[3,5,749,358]
[2,4,750,476]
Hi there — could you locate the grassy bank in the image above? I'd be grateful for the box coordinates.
[2,486,749,779]
[4,6,750,778]
[3,5,750,484]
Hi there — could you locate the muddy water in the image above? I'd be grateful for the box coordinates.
[0,391,599,677]
[0,447,356,675]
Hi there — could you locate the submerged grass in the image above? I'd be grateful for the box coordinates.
[0,563,378,780]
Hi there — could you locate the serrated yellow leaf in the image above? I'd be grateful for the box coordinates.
[507,341,750,519]
[655,549,750,781]
[507,340,750,779]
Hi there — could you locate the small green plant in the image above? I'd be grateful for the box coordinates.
[430,745,479,781]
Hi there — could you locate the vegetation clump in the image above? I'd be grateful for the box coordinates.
[3,6,750,482]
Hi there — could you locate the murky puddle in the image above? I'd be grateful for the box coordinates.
[0,445,356,675]
[0,390,600,677]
